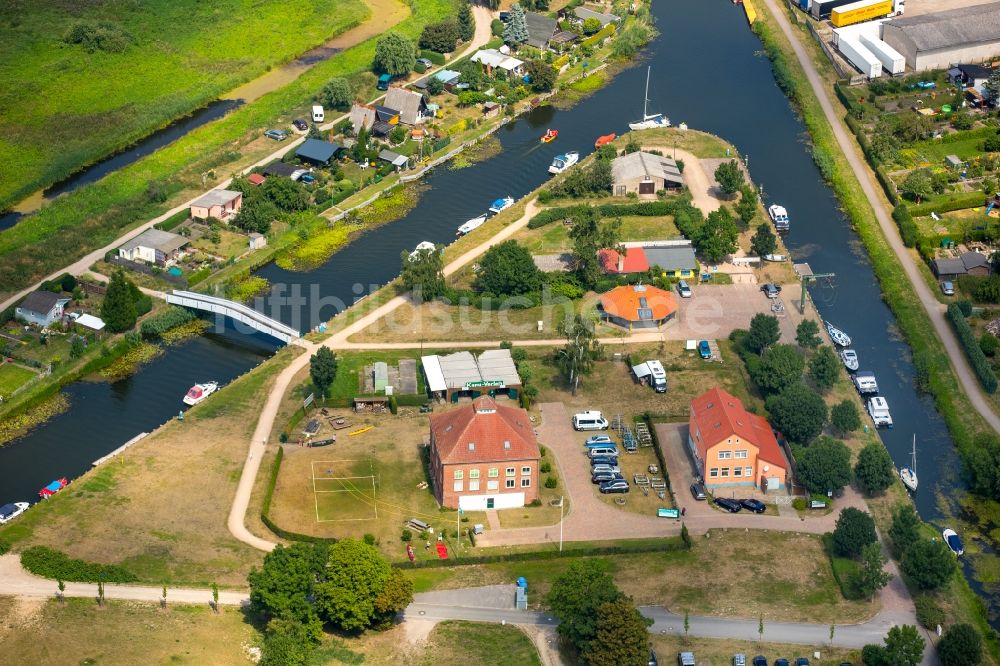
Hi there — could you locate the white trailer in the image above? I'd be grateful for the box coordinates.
[838,36,882,79]
[860,34,905,75]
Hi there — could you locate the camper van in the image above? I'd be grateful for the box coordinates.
[573,410,609,431]
[312,105,325,123]
[632,360,667,393]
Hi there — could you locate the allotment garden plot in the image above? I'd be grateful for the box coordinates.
[311,458,378,522]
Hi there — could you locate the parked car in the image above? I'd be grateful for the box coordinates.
[292,118,308,131]
[592,471,623,484]
[752,657,767,666]
[377,73,392,90]
[774,660,789,666]
[941,281,955,296]
[592,464,621,475]
[590,455,619,467]
[678,652,696,666]
[741,498,766,514]
[649,650,659,666]
[416,57,433,69]
[599,479,630,494]
[677,280,692,298]
[761,283,781,299]
[264,129,288,141]
[734,655,746,666]
[714,497,742,513]
[586,435,613,445]
[690,483,707,501]
[574,410,609,431]
[699,340,712,360]
[794,659,809,666]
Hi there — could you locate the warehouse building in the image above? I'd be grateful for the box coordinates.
[882,3,1000,71]
[421,349,522,402]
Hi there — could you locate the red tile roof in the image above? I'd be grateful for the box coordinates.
[599,247,649,274]
[430,396,540,464]
[599,284,677,322]
[247,173,266,185]
[690,387,786,468]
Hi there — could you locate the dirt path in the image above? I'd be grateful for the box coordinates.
[644,147,721,213]
[758,0,1000,434]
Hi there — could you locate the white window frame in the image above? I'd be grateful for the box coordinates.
[505,479,515,489]
[469,469,480,479]
[487,480,499,490]
[709,468,718,478]
[521,466,532,475]
[469,480,480,491]
[453,470,464,480]
[717,451,731,460]
[521,478,531,488]
[745,466,753,477]
[733,467,743,477]
[735,450,748,459]
[506,467,515,478]
[453,480,463,492]
[720,467,730,477]
[488,468,499,478]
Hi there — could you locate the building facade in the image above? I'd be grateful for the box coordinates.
[881,4,1000,71]
[190,189,242,221]
[15,291,70,327]
[428,396,540,510]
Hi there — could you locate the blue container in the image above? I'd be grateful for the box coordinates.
[517,576,528,589]
[799,0,810,10]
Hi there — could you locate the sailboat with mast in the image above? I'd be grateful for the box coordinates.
[628,66,670,131]
[900,434,918,492]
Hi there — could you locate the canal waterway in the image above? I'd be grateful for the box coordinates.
[2,0,992,622]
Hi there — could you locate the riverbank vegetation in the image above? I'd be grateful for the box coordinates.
[754,3,1000,659]
[0,0,370,212]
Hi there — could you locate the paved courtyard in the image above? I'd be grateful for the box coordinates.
[664,283,805,343]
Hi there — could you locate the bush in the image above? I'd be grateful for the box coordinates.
[20,546,137,583]
[363,533,376,546]
[947,303,998,393]
[139,306,196,339]
[63,19,135,53]
[401,529,413,542]
[891,205,918,248]
[832,507,877,557]
[490,19,504,37]
[545,476,558,489]
[540,461,552,473]
[913,595,945,630]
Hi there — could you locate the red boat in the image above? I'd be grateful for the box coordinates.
[39,478,68,499]
[541,128,558,143]
[594,133,616,148]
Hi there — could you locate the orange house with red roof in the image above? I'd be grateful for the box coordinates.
[688,387,789,491]
[428,396,540,510]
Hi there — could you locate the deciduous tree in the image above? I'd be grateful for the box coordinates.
[263,177,310,211]
[581,598,652,666]
[750,223,777,257]
[582,17,603,35]
[795,319,821,349]
[736,185,759,224]
[888,503,920,559]
[885,624,925,666]
[831,399,861,434]
[310,347,337,396]
[568,207,621,288]
[797,436,853,496]
[857,542,892,601]
[374,32,416,77]
[901,539,955,590]
[557,315,602,396]
[321,77,352,110]
[399,246,446,301]
[938,623,983,666]
[832,506,878,557]
[854,443,895,495]
[746,313,780,354]
[901,168,934,203]
[477,240,542,295]
[765,383,827,443]
[315,539,400,632]
[697,207,739,263]
[233,198,279,234]
[526,59,557,92]
[546,560,624,652]
[808,346,841,390]
[750,344,804,394]
[714,160,745,197]
[419,20,460,53]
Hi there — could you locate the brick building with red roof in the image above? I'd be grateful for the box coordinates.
[688,387,789,491]
[598,247,649,274]
[428,396,540,510]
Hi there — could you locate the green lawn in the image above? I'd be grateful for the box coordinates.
[0,0,369,211]
[518,213,681,254]
[0,363,36,395]
[421,621,541,666]
[898,127,996,166]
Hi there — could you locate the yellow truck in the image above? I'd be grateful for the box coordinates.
[831,0,893,28]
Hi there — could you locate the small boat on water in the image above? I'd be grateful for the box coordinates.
[594,133,616,149]
[629,67,670,131]
[456,214,488,236]
[183,381,219,406]
[840,349,859,372]
[488,196,514,214]
[0,502,29,524]
[867,396,893,428]
[768,204,790,232]
[825,321,852,347]
[853,370,879,395]
[943,528,964,556]
[548,151,579,175]
[39,478,68,499]
[900,434,918,492]
[408,241,437,260]
[541,128,558,143]
[763,254,785,262]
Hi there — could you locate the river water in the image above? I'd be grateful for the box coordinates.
[2,0,992,623]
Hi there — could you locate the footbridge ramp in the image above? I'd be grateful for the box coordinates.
[165,290,300,344]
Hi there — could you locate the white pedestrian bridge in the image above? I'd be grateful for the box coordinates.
[165,290,300,344]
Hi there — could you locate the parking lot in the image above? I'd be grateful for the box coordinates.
[665,284,805,344]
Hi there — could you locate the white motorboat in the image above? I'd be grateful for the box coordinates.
[456,214,488,236]
[763,254,785,262]
[629,67,670,130]
[900,434,918,492]
[840,349,859,372]
[0,501,29,525]
[768,204,790,232]
[825,321,852,347]
[867,396,893,428]
[853,370,879,395]
[488,196,514,214]
[408,241,437,260]
[943,528,964,556]
[548,151,579,175]
[183,381,219,406]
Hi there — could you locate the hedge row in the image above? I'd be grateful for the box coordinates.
[843,109,900,205]
[20,546,137,583]
[419,49,446,66]
[580,22,616,49]
[908,191,986,217]
[154,209,190,232]
[552,54,570,70]
[891,204,918,248]
[527,201,671,229]
[946,303,998,393]
[393,535,689,569]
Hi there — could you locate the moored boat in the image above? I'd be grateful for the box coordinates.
[456,214,488,236]
[488,196,514,214]
[943,528,964,556]
[408,241,437,260]
[0,501,29,524]
[825,321,851,347]
[39,478,68,499]
[548,151,579,175]
[853,370,879,395]
[594,133,616,149]
[763,254,785,262]
[768,204,790,232]
[183,381,219,406]
[867,396,893,428]
[900,434,918,492]
[840,349,859,372]
[629,67,670,131]
[541,129,558,143]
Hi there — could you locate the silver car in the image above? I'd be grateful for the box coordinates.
[591,464,621,475]
[941,281,955,296]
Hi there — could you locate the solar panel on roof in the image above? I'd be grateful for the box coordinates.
[639,297,648,308]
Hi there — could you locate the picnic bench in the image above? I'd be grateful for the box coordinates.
[407,518,430,532]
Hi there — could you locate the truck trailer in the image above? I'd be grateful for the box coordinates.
[812,0,902,19]
[860,33,905,75]
[838,36,882,78]
[831,0,892,27]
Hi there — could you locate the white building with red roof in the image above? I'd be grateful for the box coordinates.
[688,387,789,491]
[428,396,540,510]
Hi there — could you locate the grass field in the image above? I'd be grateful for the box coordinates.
[312,458,379,522]
[0,0,368,211]
[650,636,857,666]
[0,364,36,396]
[421,621,541,666]
[0,597,256,664]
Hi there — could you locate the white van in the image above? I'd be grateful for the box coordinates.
[573,410,609,431]
[588,446,619,458]
[312,105,325,123]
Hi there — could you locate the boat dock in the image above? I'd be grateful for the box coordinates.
[743,0,758,25]
[92,432,149,467]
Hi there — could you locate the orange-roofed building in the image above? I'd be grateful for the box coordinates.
[598,284,677,330]
[688,387,789,491]
[428,396,540,510]
[599,247,649,274]
[247,173,266,186]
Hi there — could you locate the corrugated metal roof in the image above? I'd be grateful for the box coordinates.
[422,355,447,393]
[476,349,521,387]
[438,351,482,389]
[888,3,1000,51]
